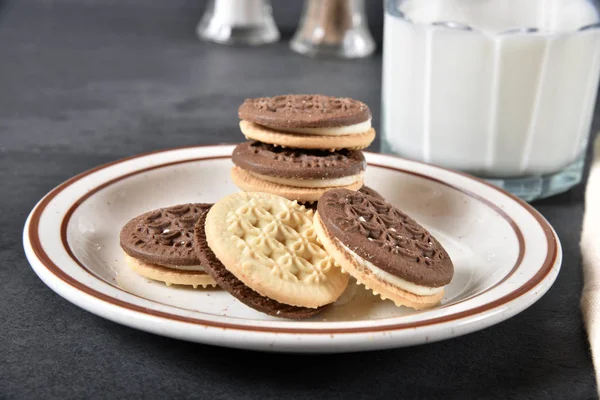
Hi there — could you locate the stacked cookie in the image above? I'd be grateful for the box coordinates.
[231,94,376,203]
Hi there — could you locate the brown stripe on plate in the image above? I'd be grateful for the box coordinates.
[27,145,558,334]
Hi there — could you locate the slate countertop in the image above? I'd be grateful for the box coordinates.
[1,1,596,398]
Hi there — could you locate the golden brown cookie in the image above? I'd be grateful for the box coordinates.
[124,253,217,288]
[231,166,363,203]
[193,210,326,319]
[240,120,375,151]
[204,192,349,309]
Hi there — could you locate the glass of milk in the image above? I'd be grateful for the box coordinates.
[382,0,600,201]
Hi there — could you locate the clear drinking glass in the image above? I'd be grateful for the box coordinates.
[197,0,279,45]
[290,0,376,58]
[381,0,600,201]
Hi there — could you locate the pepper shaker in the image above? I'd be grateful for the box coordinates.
[290,0,375,58]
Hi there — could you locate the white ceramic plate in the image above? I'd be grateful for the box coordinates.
[23,145,561,353]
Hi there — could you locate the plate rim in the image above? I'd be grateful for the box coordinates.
[23,144,560,336]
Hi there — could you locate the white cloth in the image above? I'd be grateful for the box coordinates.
[581,134,600,392]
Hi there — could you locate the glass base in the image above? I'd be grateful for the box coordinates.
[380,139,585,202]
[197,24,279,46]
[483,155,585,202]
[289,30,375,58]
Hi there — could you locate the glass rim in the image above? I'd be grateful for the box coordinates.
[385,0,600,35]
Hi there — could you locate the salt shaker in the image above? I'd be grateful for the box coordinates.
[197,0,279,45]
[290,0,375,58]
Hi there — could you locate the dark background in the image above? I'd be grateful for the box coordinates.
[1,1,597,399]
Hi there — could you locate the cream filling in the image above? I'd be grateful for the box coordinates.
[124,252,206,272]
[338,241,444,296]
[276,119,371,136]
[162,264,206,272]
[250,171,364,188]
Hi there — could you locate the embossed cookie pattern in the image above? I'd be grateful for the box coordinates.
[226,197,336,284]
[324,192,448,267]
[120,203,212,265]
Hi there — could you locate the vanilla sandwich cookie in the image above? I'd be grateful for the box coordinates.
[201,192,349,315]
[314,189,454,310]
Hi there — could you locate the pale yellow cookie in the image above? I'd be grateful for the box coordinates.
[240,120,375,151]
[313,213,444,310]
[231,166,363,203]
[205,192,349,308]
[125,253,218,288]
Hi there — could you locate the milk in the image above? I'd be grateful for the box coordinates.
[382,0,600,177]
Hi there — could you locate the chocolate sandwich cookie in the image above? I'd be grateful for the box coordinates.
[231,141,365,202]
[119,203,217,288]
[193,209,325,319]
[238,94,376,150]
[299,187,383,211]
[313,189,454,310]
[200,192,349,317]
[359,186,384,200]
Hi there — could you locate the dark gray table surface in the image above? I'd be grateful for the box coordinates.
[1,1,597,399]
